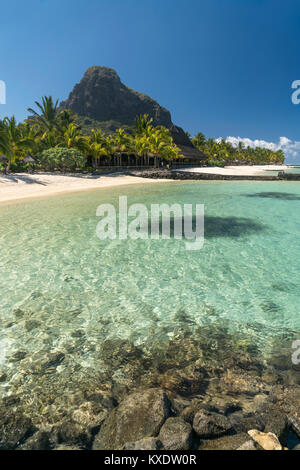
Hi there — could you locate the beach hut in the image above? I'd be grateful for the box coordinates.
[170,125,207,166]
[23,154,36,164]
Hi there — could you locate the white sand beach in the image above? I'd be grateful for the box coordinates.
[0,172,173,203]
[180,164,291,176]
[0,165,293,203]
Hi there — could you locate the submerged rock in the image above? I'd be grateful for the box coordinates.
[257,403,288,445]
[193,410,232,439]
[17,428,55,450]
[25,320,41,332]
[54,418,93,449]
[0,373,7,383]
[123,438,163,450]
[198,433,252,450]
[230,411,265,433]
[237,439,259,450]
[93,388,171,450]
[9,350,27,362]
[248,429,282,451]
[158,417,193,450]
[0,410,35,450]
[30,351,65,373]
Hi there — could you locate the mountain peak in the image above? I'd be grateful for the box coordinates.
[60,66,173,130]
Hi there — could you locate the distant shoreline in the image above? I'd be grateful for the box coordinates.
[0,165,296,204]
[179,164,292,176]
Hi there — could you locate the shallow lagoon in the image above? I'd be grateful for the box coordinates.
[0,181,299,422]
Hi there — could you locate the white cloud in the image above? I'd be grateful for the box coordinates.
[217,136,300,162]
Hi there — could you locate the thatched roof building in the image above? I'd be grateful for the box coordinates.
[170,125,207,162]
[23,154,36,164]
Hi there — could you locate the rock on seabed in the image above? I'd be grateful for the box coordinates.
[92,388,171,450]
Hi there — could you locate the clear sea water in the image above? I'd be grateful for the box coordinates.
[0,181,299,400]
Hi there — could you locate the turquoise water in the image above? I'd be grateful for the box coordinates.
[0,181,299,404]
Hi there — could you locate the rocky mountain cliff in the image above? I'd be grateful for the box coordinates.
[60,66,173,131]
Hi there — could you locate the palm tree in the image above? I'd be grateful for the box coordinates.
[28,96,60,134]
[133,114,153,136]
[111,128,133,166]
[148,127,181,166]
[58,109,76,132]
[61,123,87,153]
[192,132,206,150]
[87,129,109,168]
[132,134,151,166]
[0,117,33,171]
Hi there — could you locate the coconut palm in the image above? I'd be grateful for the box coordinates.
[0,117,34,171]
[87,129,109,168]
[147,127,181,166]
[27,96,60,134]
[61,123,88,153]
[133,114,153,136]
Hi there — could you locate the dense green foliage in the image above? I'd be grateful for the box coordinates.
[0,96,183,171]
[0,95,285,171]
[38,148,86,171]
[191,132,285,165]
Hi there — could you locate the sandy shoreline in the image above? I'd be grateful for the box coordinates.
[180,164,292,176]
[0,173,173,203]
[0,165,293,203]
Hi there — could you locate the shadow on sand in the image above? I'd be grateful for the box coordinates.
[0,174,47,185]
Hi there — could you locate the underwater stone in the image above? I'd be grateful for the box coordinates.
[54,418,93,449]
[230,411,265,433]
[123,438,163,450]
[193,410,232,439]
[257,403,288,445]
[13,308,25,319]
[9,351,27,362]
[236,439,259,450]
[40,352,65,370]
[248,429,282,451]
[199,433,251,450]
[0,373,7,383]
[25,320,41,332]
[158,417,193,450]
[17,428,55,450]
[93,388,171,450]
[0,409,35,450]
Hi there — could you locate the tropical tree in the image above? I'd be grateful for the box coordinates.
[192,132,206,150]
[0,116,33,171]
[147,127,182,165]
[27,96,60,134]
[60,123,88,153]
[133,114,153,136]
[87,129,109,168]
[191,131,285,165]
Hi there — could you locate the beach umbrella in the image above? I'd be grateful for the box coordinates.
[23,154,36,164]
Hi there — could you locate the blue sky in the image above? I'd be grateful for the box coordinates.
[1,0,300,162]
